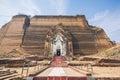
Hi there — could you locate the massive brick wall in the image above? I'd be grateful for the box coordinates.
[0,15,113,56]
[91,27,113,52]
[22,15,113,55]
[0,15,29,53]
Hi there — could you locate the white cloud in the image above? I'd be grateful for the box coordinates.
[0,0,69,28]
[90,10,109,21]
[89,10,120,42]
[0,0,41,28]
[0,1,16,16]
[49,0,68,14]
[19,0,41,16]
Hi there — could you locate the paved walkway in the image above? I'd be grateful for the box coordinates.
[49,68,66,76]
[36,67,86,77]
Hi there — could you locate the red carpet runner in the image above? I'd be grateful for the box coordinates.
[50,56,68,67]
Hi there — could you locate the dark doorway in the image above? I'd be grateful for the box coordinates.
[56,49,61,56]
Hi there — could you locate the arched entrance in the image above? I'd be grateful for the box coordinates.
[44,23,73,57]
[50,34,67,56]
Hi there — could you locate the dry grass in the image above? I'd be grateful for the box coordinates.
[95,44,120,60]
[0,48,29,58]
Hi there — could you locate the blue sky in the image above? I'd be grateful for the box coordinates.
[0,0,120,42]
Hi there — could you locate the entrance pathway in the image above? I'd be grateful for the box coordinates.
[28,56,94,80]
[36,67,86,77]
[48,68,66,76]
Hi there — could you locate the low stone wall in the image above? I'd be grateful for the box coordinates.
[79,57,98,61]
[94,77,120,80]
[0,56,48,67]
[25,55,45,61]
[79,56,120,67]
[0,58,25,67]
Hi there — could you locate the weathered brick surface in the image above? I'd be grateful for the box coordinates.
[0,15,113,56]
[0,15,29,54]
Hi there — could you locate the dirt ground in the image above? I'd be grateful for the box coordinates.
[92,66,120,77]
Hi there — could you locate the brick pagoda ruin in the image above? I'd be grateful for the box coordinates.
[0,15,114,57]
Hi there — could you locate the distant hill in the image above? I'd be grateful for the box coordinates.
[95,44,120,60]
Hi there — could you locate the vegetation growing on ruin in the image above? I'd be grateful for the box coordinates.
[96,44,120,60]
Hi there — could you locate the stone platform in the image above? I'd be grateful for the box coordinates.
[28,56,94,80]
[28,67,93,80]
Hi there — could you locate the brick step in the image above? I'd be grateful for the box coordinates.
[33,76,88,80]
[50,56,68,67]
[0,72,19,80]
[50,61,68,67]
[3,75,20,80]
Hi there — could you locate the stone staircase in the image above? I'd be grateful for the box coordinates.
[50,56,68,67]
[0,69,20,80]
[0,73,20,80]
